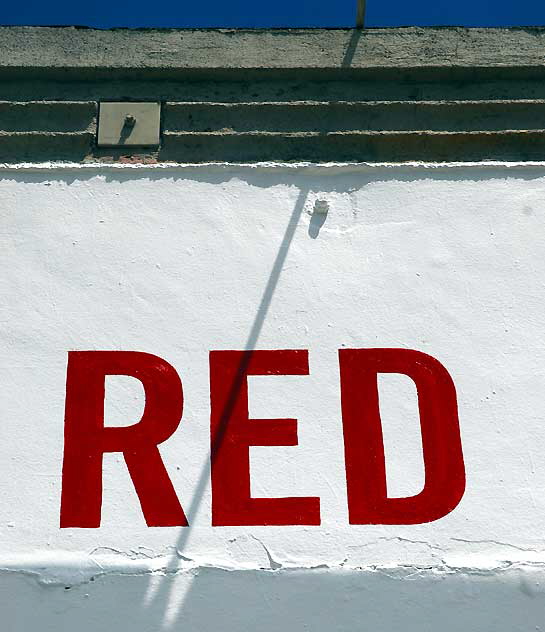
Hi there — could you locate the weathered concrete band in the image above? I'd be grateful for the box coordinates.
[1,27,545,162]
[3,26,545,71]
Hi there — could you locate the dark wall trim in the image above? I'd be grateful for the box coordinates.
[1,27,545,162]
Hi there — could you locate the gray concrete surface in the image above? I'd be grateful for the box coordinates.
[1,27,545,162]
[2,26,545,71]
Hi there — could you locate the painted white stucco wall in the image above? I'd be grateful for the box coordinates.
[2,162,545,630]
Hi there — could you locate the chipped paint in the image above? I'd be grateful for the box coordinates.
[3,163,545,629]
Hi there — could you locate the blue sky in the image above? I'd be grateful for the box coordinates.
[2,0,545,28]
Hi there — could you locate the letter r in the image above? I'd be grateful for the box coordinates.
[60,351,187,528]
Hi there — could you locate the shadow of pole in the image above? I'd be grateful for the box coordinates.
[145,187,310,627]
[341,29,363,68]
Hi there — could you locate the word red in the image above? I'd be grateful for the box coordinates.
[60,349,465,528]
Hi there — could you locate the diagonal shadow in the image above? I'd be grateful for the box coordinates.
[144,187,310,627]
[341,28,363,69]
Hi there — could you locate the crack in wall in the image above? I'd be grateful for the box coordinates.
[3,541,545,588]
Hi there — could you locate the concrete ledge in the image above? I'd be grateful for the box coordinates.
[159,129,545,162]
[2,27,545,162]
[2,27,545,72]
[0,131,93,161]
[2,563,545,631]
[0,101,96,132]
[163,100,545,133]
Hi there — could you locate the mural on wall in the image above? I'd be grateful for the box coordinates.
[2,163,544,573]
[60,348,465,527]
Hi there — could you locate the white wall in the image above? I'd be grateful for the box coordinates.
[2,163,545,629]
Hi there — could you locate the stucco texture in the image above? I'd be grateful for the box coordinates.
[1,163,545,629]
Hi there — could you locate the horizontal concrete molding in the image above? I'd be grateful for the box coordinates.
[160,130,545,162]
[2,27,545,71]
[163,100,545,133]
[3,564,545,631]
[0,131,93,162]
[2,27,545,162]
[5,78,545,104]
[0,101,96,132]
